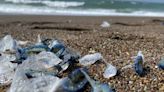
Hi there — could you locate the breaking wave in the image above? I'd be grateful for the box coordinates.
[5,0,85,8]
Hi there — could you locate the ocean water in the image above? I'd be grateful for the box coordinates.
[0,0,164,16]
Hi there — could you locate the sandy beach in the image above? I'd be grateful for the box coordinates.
[0,15,164,92]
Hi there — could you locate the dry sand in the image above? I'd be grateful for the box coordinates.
[0,15,164,92]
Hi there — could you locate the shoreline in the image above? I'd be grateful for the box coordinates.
[0,14,164,23]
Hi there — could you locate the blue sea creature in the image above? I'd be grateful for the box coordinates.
[0,35,18,52]
[158,59,164,70]
[18,44,50,61]
[61,68,88,92]
[134,51,144,76]
[80,69,114,92]
[25,67,59,78]
[79,53,103,66]
[49,40,65,57]
[25,45,50,55]
[49,40,80,61]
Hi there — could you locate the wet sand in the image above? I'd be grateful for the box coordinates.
[0,15,164,92]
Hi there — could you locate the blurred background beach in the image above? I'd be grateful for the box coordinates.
[0,0,164,16]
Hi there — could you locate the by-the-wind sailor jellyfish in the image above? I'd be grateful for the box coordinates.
[0,35,18,52]
[79,53,103,66]
[52,68,87,92]
[134,51,144,76]
[103,64,117,79]
[158,59,164,70]
[80,68,114,92]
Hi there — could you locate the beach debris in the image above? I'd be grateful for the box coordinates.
[79,53,117,78]
[80,68,114,92]
[102,59,117,78]
[17,44,50,62]
[158,59,164,70]
[79,53,103,66]
[0,53,16,63]
[103,64,117,79]
[10,68,87,92]
[0,61,17,85]
[9,75,60,92]
[17,51,63,77]
[0,35,116,91]
[0,54,17,85]
[24,44,50,56]
[100,21,110,28]
[0,35,18,52]
[46,39,80,64]
[57,68,87,92]
[9,52,64,91]
[49,40,66,57]
[133,51,144,76]
[35,51,63,67]
[0,35,20,85]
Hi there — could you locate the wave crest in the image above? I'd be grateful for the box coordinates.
[5,0,85,8]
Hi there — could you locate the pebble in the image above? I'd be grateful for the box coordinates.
[143,79,149,84]
[88,49,96,53]
[128,81,133,84]
[144,86,147,91]
[155,65,158,69]
[159,85,164,91]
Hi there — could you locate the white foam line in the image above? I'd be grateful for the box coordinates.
[5,0,85,8]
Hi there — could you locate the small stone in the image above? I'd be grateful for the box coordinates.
[143,79,149,84]
[126,52,130,56]
[89,50,96,53]
[129,81,133,84]
[144,86,147,91]
[155,65,158,69]
[159,85,164,91]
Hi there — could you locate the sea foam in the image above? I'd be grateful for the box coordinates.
[5,0,85,8]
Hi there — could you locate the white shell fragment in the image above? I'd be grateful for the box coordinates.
[100,21,110,28]
[79,53,103,66]
[103,64,117,78]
